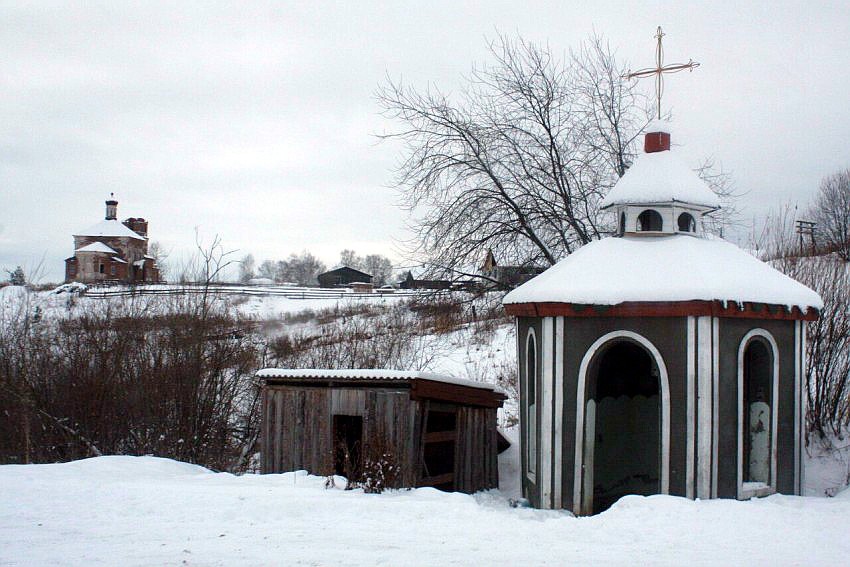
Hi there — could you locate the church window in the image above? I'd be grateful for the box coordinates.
[677,212,696,232]
[618,212,626,236]
[99,263,105,274]
[525,328,538,479]
[110,265,116,276]
[637,209,663,231]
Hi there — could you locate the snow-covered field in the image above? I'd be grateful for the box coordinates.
[1,283,419,320]
[1,455,849,566]
[3,284,850,565]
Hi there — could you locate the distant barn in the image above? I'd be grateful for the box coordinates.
[399,271,452,290]
[480,249,546,290]
[317,266,372,288]
[258,369,507,493]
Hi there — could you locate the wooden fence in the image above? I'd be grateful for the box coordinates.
[82,283,433,301]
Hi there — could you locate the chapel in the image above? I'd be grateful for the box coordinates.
[503,120,823,515]
[64,195,161,284]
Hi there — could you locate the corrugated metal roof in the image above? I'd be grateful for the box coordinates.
[256,368,502,392]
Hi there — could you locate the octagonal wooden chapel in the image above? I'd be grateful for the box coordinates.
[503,121,822,515]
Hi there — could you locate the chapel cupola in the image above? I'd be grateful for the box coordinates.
[600,120,720,237]
[105,193,118,220]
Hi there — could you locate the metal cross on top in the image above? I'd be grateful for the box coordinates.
[626,26,700,119]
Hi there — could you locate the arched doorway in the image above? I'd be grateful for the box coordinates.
[576,332,669,515]
[737,330,778,498]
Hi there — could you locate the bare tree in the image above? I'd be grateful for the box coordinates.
[339,249,359,268]
[753,206,850,438]
[378,34,652,274]
[147,241,170,281]
[695,158,745,237]
[362,254,393,286]
[278,251,326,287]
[257,260,277,281]
[238,254,256,283]
[809,169,850,260]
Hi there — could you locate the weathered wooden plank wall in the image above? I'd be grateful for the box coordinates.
[362,390,417,487]
[331,389,366,416]
[263,386,419,485]
[452,406,499,492]
[262,387,333,475]
[262,384,499,493]
[486,407,499,488]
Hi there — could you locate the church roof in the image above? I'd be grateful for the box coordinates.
[74,219,145,240]
[75,242,119,254]
[601,120,720,209]
[600,148,721,209]
[503,235,823,312]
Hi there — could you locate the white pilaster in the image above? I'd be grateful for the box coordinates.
[553,316,564,508]
[686,316,696,499]
[539,317,554,508]
[696,316,713,499]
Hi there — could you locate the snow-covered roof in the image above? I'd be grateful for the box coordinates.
[75,242,119,254]
[646,118,673,134]
[503,235,823,311]
[257,368,504,393]
[74,219,145,240]
[600,148,721,210]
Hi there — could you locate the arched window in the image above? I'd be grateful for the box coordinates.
[677,212,696,232]
[637,210,663,231]
[618,212,626,236]
[738,331,778,498]
[525,328,538,479]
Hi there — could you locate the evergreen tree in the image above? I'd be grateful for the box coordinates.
[7,266,25,286]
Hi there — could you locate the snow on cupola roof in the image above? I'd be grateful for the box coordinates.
[600,120,721,210]
[74,219,146,240]
[503,234,823,312]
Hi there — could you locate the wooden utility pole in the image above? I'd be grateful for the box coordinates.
[796,220,816,255]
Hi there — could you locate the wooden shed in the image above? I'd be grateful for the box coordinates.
[259,369,507,493]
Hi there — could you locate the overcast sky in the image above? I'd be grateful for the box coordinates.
[2,1,849,282]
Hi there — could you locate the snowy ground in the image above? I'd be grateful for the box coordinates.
[1,454,849,566]
[3,285,849,564]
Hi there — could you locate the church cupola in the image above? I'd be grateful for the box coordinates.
[105,193,118,220]
[601,120,720,237]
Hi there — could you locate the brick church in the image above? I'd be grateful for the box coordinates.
[64,195,162,284]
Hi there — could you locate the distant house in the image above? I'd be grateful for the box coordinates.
[317,266,372,288]
[64,195,161,284]
[399,271,452,290]
[480,249,546,290]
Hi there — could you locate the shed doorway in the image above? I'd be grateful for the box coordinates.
[333,415,363,478]
[583,340,661,514]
